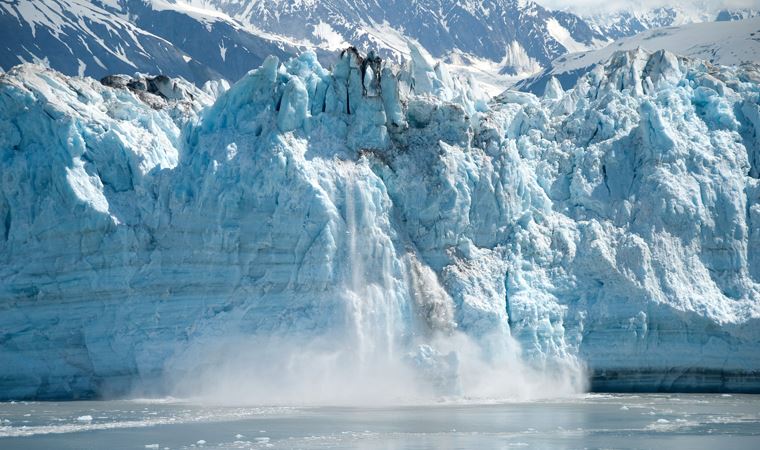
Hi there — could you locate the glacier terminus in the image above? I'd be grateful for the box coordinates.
[1,42,760,401]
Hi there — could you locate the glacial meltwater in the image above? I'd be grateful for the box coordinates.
[1,394,759,449]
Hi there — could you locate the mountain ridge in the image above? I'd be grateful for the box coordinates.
[2,0,757,92]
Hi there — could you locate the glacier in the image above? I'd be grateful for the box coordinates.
[1,46,760,401]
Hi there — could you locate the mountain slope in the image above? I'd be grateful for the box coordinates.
[0,0,299,85]
[517,17,760,94]
[583,6,712,40]
[175,0,608,75]
[716,8,760,22]
[0,0,618,94]
[3,0,757,92]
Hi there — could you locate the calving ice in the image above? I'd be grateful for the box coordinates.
[0,44,759,402]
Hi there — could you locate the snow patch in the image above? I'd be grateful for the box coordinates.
[546,18,590,53]
[312,22,348,51]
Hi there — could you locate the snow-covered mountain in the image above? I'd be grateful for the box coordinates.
[716,8,760,22]
[574,4,760,52]
[2,45,760,400]
[583,7,708,40]
[5,0,757,97]
[0,0,302,85]
[180,0,609,75]
[567,0,760,37]
[3,0,758,93]
[1,0,615,88]
[517,17,760,94]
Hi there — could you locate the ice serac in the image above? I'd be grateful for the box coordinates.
[1,47,760,400]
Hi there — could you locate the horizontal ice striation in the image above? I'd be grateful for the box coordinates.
[1,46,760,400]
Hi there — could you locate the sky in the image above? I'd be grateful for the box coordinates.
[535,0,759,15]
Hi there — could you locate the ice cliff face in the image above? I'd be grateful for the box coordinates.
[1,47,760,400]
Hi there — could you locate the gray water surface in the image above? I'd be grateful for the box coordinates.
[1,394,759,449]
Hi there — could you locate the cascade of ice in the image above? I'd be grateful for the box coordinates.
[342,164,402,368]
